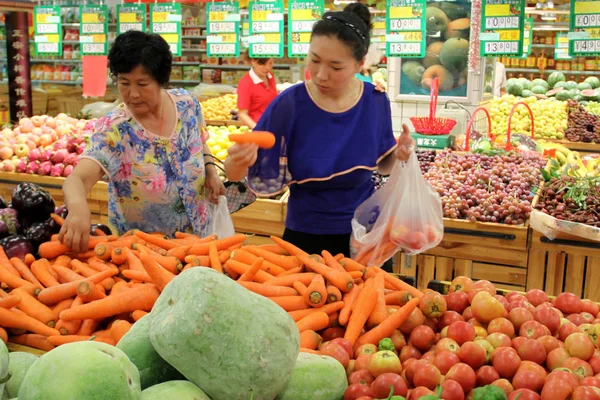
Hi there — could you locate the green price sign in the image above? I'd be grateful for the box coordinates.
[555,33,572,60]
[117,4,146,35]
[241,15,250,49]
[520,18,533,58]
[80,5,109,55]
[372,16,386,52]
[385,0,427,58]
[150,3,182,56]
[480,0,526,56]
[33,5,62,56]
[288,0,323,58]
[207,2,241,57]
[569,0,600,56]
[248,0,284,58]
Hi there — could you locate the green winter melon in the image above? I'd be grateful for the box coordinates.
[275,353,348,400]
[149,268,300,400]
[0,341,9,396]
[141,381,210,400]
[18,341,141,400]
[6,353,38,398]
[116,314,185,390]
[548,71,566,88]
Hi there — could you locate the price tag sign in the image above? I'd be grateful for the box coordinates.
[241,15,250,48]
[555,33,573,60]
[386,0,426,58]
[207,2,240,57]
[117,4,146,35]
[372,16,386,51]
[34,5,62,56]
[288,0,323,57]
[249,0,284,58]
[519,17,533,58]
[80,5,109,55]
[569,0,600,56]
[150,3,182,56]
[481,0,525,56]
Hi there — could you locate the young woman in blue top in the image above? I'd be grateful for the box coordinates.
[225,3,415,258]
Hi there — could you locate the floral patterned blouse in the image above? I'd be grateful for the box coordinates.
[82,89,211,237]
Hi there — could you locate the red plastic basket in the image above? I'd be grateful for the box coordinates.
[410,77,457,135]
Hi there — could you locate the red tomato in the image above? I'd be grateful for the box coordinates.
[518,360,548,381]
[512,336,528,351]
[475,339,495,364]
[446,363,477,393]
[320,343,350,368]
[423,318,440,333]
[508,307,534,332]
[410,325,435,352]
[526,289,549,307]
[322,327,345,342]
[344,383,374,400]
[476,365,501,387]
[354,397,373,400]
[449,276,474,293]
[355,354,374,371]
[472,292,507,324]
[473,280,497,296]
[347,360,356,378]
[370,373,408,398]
[509,389,541,400]
[564,357,594,380]
[440,379,465,400]
[356,344,378,357]
[538,335,561,354]
[517,338,547,365]
[462,306,474,321]
[569,314,587,327]
[400,307,425,336]
[404,359,429,387]
[421,351,436,364]
[488,317,515,337]
[491,378,515,396]
[547,348,571,371]
[440,311,465,330]
[390,330,406,351]
[589,356,600,375]
[487,332,513,349]
[535,306,561,335]
[409,387,434,400]
[582,300,600,316]
[566,333,596,361]
[447,321,476,345]
[493,347,522,379]
[459,341,486,370]
[436,338,461,354]
[581,312,596,325]
[368,351,402,377]
[399,345,421,363]
[555,293,583,315]
[540,379,574,400]
[420,292,447,319]
[545,369,580,389]
[571,386,600,400]
[413,363,442,390]
[513,369,544,392]
[520,320,546,339]
[495,295,510,309]
[446,292,470,314]
[349,369,375,386]
[331,338,354,359]
[434,351,460,375]
[506,292,525,303]
[559,321,582,342]
[581,377,600,388]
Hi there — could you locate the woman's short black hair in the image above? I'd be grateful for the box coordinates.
[108,31,172,87]
[244,50,272,65]
[311,2,373,61]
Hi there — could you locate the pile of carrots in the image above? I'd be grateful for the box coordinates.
[0,215,423,354]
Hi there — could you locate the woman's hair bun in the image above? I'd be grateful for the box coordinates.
[343,3,373,34]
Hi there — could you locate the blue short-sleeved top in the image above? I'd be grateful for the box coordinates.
[248,81,397,235]
[81,88,211,237]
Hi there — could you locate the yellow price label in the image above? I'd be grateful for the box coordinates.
[499,29,520,40]
[119,13,138,23]
[373,21,386,29]
[403,31,422,41]
[389,7,413,19]
[590,28,600,39]
[219,33,237,42]
[575,1,598,14]
[486,4,511,17]
[291,9,313,20]
[92,34,106,43]
[36,14,47,24]
[153,12,168,23]
[46,34,60,43]
[558,36,569,44]
[252,10,268,21]
[161,33,179,43]
[82,13,99,23]
[210,11,226,22]
[263,33,281,43]
[299,32,311,42]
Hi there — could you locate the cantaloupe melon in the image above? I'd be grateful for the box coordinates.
[402,61,426,85]
[423,42,444,68]
[445,18,470,39]
[426,7,450,36]
[422,65,455,92]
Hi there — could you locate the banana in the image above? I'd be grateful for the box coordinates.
[555,151,567,165]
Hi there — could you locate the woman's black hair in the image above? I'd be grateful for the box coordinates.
[108,30,173,87]
[311,2,373,61]
[244,49,272,65]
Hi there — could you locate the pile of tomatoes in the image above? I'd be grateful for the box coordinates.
[341,277,600,400]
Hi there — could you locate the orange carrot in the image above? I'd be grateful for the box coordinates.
[296,312,330,334]
[9,334,55,352]
[50,213,65,226]
[334,253,345,262]
[356,297,421,347]
[77,281,107,302]
[37,268,118,305]
[110,246,128,265]
[327,285,343,304]
[167,246,189,262]
[373,266,423,299]
[87,258,115,272]
[38,241,71,259]
[328,311,340,327]
[244,246,302,271]
[264,273,316,287]
[94,242,113,261]
[59,284,160,321]
[30,259,60,287]
[11,286,56,327]
[225,260,275,284]
[385,290,413,306]
[187,234,247,255]
[268,296,310,312]
[287,301,345,322]
[139,254,175,292]
[299,348,321,355]
[257,244,289,255]
[229,131,276,148]
[184,255,210,266]
[231,249,285,276]
[136,244,182,273]
[134,230,179,250]
[75,250,96,260]
[0,247,20,277]
[299,330,322,350]
[339,284,363,327]
[55,297,84,335]
[237,257,264,282]
[237,281,298,297]
[47,335,115,346]
[367,272,388,328]
[293,281,308,297]
[121,270,152,282]
[297,254,354,293]
[51,298,74,320]
[0,327,6,343]
[305,274,327,307]
[208,242,223,274]
[110,320,132,343]
[10,258,42,287]
[0,307,60,336]
[0,295,20,309]
[71,260,115,291]
[111,281,130,294]
[279,266,303,276]
[269,236,308,257]
[344,285,378,345]
[131,310,148,321]
[77,319,100,336]
[322,250,346,273]
[54,255,72,268]
[24,253,36,267]
[51,265,85,283]
[0,267,31,289]
[340,258,366,275]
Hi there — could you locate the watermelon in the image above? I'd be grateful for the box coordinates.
[566,81,578,90]
[585,77,600,89]
[532,79,549,90]
[574,95,584,102]
[556,91,572,101]
[546,88,564,97]
[518,78,532,90]
[531,85,547,95]
[507,77,518,86]
[521,90,534,98]
[554,81,568,90]
[578,82,593,91]
[582,89,600,100]
[548,72,566,88]
[507,81,524,96]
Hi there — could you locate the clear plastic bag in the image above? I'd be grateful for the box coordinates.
[206,196,235,239]
[351,151,444,266]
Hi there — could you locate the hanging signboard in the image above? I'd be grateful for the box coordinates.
[288,0,323,58]
[569,0,600,57]
[248,0,285,58]
[206,2,240,58]
[80,5,109,55]
[117,4,147,35]
[6,12,32,121]
[385,0,427,58]
[480,0,526,57]
[150,3,182,56]
[555,33,572,60]
[372,15,386,52]
[241,14,250,48]
[520,17,533,58]
[33,5,62,56]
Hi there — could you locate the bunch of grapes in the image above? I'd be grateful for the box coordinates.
[535,176,600,225]
[422,151,546,224]
[565,100,600,143]
[416,150,436,174]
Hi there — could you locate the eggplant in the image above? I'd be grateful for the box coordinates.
[0,235,34,261]
[0,208,21,240]
[90,223,112,236]
[11,183,56,226]
[55,205,68,219]
[27,220,57,252]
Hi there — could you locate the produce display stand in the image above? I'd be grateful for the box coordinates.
[231,191,289,239]
[6,343,46,357]
[204,119,245,127]
[548,140,600,155]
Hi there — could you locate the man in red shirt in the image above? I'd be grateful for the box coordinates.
[236,55,277,129]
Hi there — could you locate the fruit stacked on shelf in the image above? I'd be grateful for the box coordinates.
[199,94,238,121]
[585,101,600,116]
[540,140,600,178]
[505,74,600,103]
[565,100,600,143]
[0,115,93,177]
[422,152,546,224]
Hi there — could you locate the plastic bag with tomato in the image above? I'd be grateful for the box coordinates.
[350,150,443,266]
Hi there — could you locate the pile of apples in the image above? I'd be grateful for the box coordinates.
[330,277,600,400]
[0,114,95,178]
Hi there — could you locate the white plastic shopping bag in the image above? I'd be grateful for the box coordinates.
[206,196,235,239]
[351,151,444,266]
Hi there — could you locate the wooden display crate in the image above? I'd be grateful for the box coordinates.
[394,218,530,292]
[0,173,109,225]
[549,140,600,155]
[528,229,600,302]
[205,120,245,127]
[230,192,288,237]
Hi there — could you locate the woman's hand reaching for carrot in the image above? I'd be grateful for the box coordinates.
[58,202,91,254]
[395,124,415,162]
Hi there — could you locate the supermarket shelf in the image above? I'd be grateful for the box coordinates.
[506,68,594,75]
[533,24,569,32]
[531,44,555,49]
[31,59,81,64]
[31,80,81,85]
[182,48,207,53]
[197,64,292,70]
[170,80,200,85]
[183,25,206,29]
[182,36,206,39]
[173,61,203,66]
